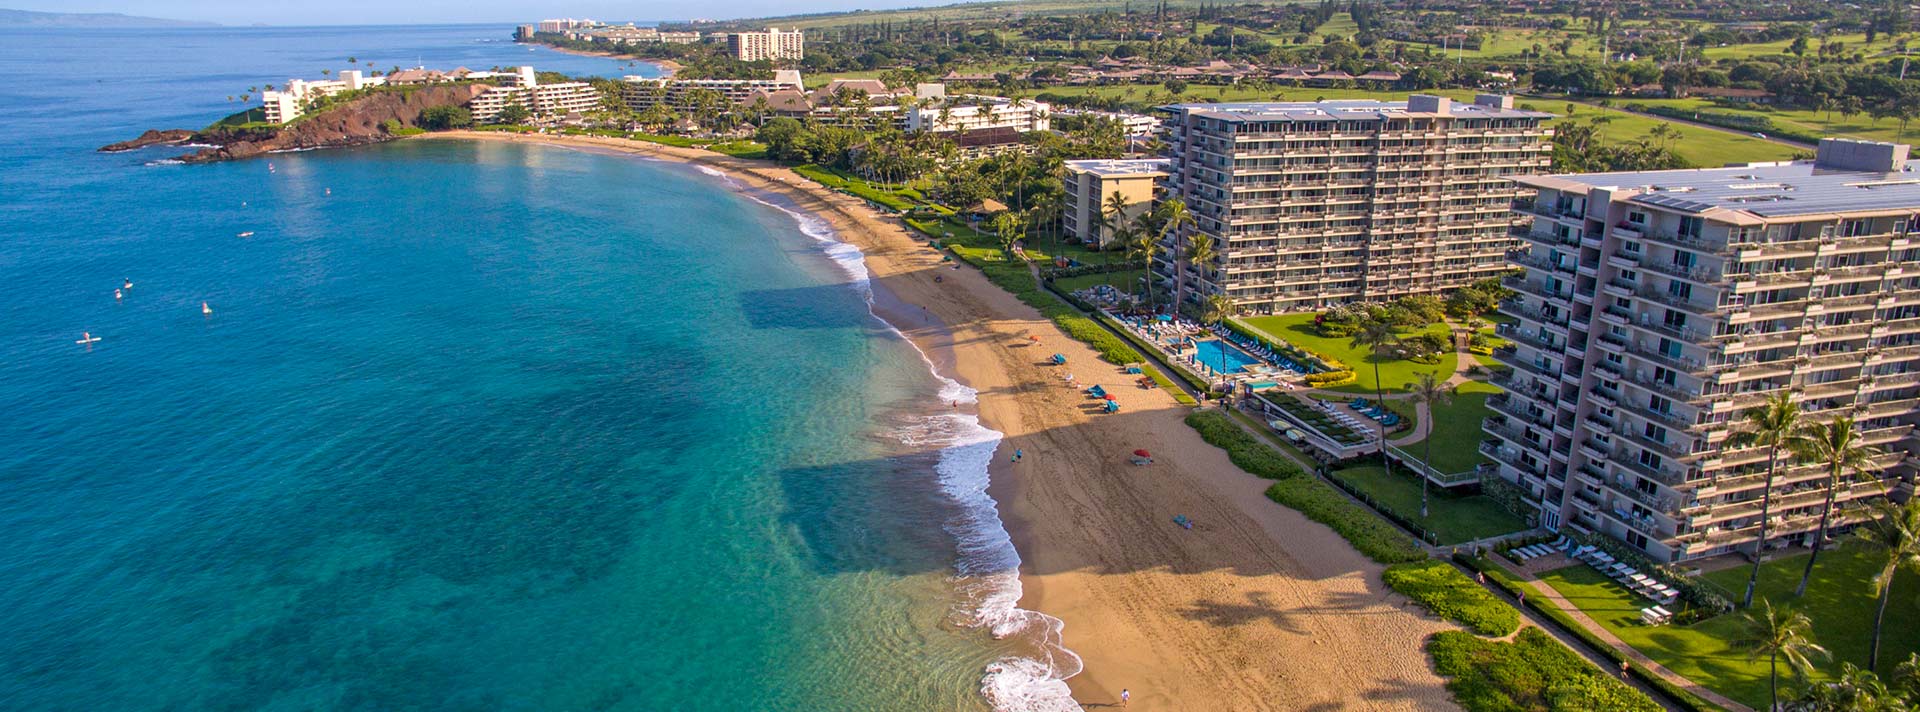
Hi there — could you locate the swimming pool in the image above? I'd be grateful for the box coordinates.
[1190,339,1263,374]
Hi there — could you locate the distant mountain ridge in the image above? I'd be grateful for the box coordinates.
[0,8,216,27]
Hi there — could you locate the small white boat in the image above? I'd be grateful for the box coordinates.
[77,332,100,345]
[237,231,254,238]
[202,302,212,315]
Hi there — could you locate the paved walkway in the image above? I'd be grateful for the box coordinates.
[1288,320,1487,450]
[1504,559,1755,712]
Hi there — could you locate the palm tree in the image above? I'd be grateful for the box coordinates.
[1791,416,1882,598]
[1732,599,1829,710]
[1127,230,1159,306]
[1151,198,1196,311]
[1405,372,1454,518]
[1099,190,1133,248]
[1856,498,1920,671]
[1350,318,1400,465]
[1183,231,1216,314]
[1727,392,1810,608]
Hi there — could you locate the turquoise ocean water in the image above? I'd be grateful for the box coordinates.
[0,25,1076,711]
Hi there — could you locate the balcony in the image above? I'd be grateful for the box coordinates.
[1635,287,1723,318]
[1626,341,1714,375]
[1488,393,1557,429]
[1638,259,1723,285]
[1493,347,1562,380]
[1503,275,1568,303]
[1642,230,1725,254]
[1610,446,1687,486]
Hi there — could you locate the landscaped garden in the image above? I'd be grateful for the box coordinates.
[1241,312,1456,394]
[1537,546,1920,710]
[1395,379,1502,475]
[1329,464,1527,545]
[1269,396,1369,446]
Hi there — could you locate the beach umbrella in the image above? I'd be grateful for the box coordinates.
[1133,449,1151,458]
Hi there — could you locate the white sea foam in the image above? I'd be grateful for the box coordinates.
[736,178,1083,712]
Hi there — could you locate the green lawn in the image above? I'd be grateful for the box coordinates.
[1703,32,1913,60]
[1240,313,1457,394]
[1398,379,1502,474]
[1539,548,1920,710]
[1623,96,1920,149]
[1330,464,1527,544]
[1548,101,1804,168]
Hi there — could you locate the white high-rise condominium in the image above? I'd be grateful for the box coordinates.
[1158,94,1554,313]
[1487,138,1920,563]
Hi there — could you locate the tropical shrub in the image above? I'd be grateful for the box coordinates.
[1185,411,1304,481]
[1383,560,1521,637]
[1427,628,1663,712]
[1266,478,1426,564]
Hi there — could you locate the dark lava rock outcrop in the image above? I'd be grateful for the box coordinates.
[103,84,490,162]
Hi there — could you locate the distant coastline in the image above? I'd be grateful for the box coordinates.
[535,44,679,76]
[0,8,216,28]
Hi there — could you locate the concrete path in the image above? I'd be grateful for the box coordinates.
[1512,563,1755,712]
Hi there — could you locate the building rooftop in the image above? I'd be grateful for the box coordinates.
[1063,158,1172,177]
[1160,96,1552,122]
[1523,160,1920,220]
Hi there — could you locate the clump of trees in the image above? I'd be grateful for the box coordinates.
[418,105,472,130]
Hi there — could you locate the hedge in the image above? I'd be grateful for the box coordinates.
[1382,561,1520,637]
[1427,629,1664,712]
[1266,478,1427,564]
[1452,554,1729,712]
[1184,411,1305,480]
[1304,370,1357,387]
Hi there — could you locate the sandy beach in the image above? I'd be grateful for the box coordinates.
[421,131,1459,710]
[537,44,680,75]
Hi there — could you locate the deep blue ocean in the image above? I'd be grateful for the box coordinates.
[0,24,1074,711]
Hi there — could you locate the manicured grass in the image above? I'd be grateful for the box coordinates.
[1625,96,1920,149]
[1329,465,1526,545]
[792,164,925,211]
[1384,560,1521,637]
[1703,32,1912,60]
[1397,379,1502,475]
[1240,313,1457,394]
[1539,548,1920,710]
[1551,102,1804,168]
[1428,628,1664,712]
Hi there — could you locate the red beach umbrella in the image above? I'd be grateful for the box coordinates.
[1133,449,1151,458]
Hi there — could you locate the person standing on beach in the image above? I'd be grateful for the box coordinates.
[1120,688,1130,706]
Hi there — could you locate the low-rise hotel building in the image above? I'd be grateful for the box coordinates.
[904,96,1051,134]
[262,70,386,124]
[728,27,805,62]
[468,66,600,122]
[622,71,805,113]
[1062,159,1171,248]
[1485,138,1920,563]
[1158,95,1553,313]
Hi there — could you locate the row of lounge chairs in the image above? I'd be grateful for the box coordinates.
[1218,329,1309,376]
[1346,397,1403,428]
[1314,400,1374,435]
[1559,538,1681,613]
